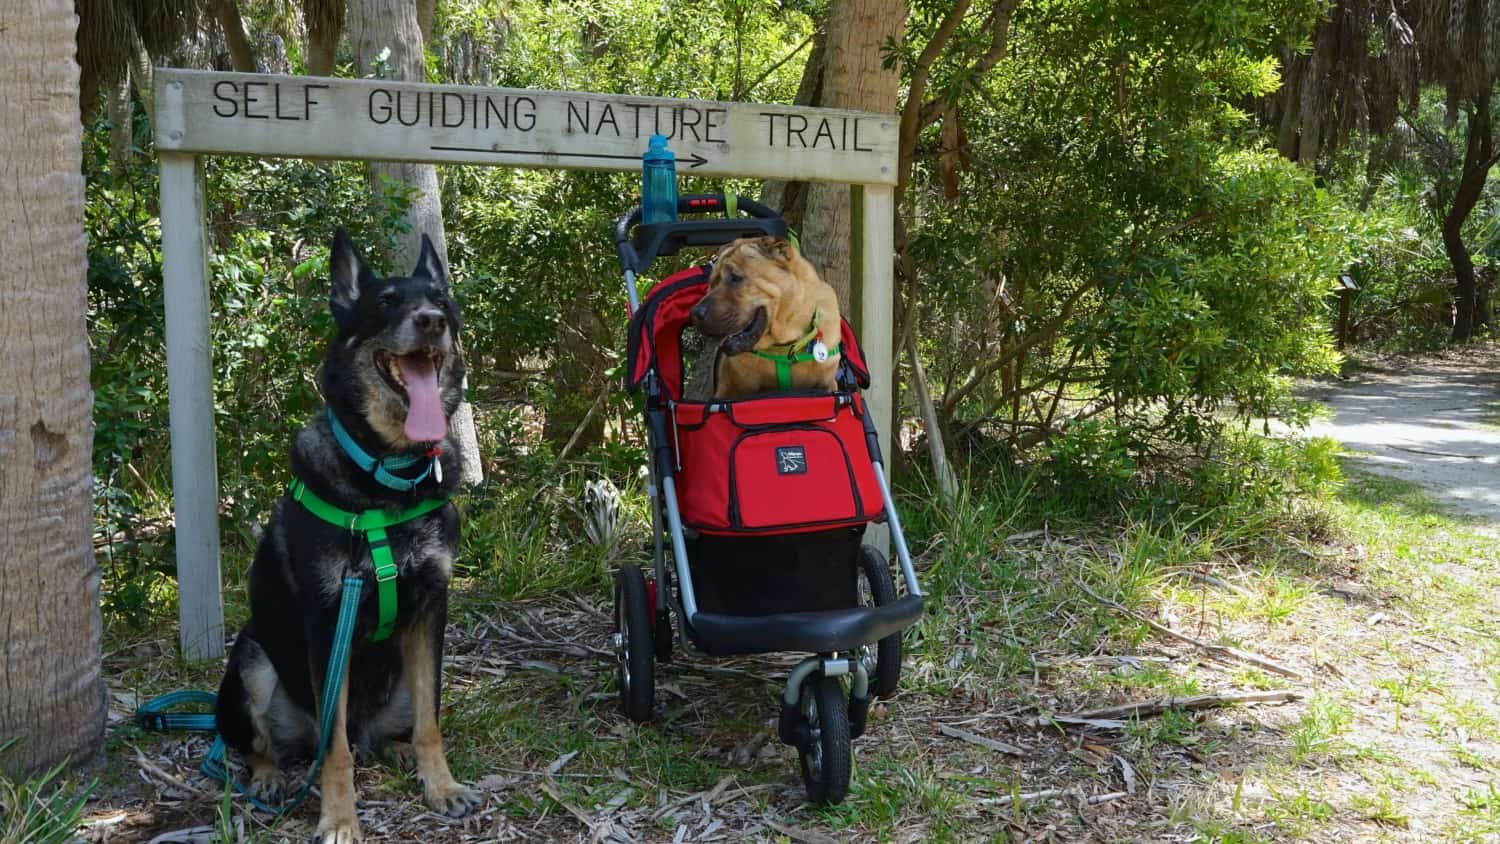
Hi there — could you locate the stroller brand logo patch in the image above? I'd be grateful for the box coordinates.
[776,446,807,475]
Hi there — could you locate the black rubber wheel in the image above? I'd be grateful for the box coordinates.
[797,675,852,805]
[613,565,654,722]
[858,545,903,698]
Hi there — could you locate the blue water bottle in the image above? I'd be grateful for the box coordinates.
[641,134,678,224]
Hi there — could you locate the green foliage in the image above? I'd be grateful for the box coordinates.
[907,0,1344,454]
[1334,95,1500,351]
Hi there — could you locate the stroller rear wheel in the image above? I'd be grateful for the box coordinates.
[797,675,852,805]
[613,565,655,722]
[858,545,904,698]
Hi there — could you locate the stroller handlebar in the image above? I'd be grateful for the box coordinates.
[614,193,786,277]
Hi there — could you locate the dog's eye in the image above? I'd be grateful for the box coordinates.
[377,291,400,309]
[728,271,744,286]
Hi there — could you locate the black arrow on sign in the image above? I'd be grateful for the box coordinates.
[430,145,709,168]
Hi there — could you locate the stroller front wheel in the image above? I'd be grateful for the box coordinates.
[614,565,655,722]
[797,674,852,805]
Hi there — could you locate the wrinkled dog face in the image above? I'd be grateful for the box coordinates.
[691,236,809,354]
[323,228,465,448]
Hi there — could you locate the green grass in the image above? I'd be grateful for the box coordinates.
[0,742,94,844]
[1264,784,1335,837]
[1287,693,1354,764]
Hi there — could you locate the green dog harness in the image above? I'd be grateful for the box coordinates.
[751,308,842,390]
[289,478,449,641]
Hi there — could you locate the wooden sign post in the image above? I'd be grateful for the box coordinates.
[154,70,898,660]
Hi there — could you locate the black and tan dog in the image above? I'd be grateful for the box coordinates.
[215,229,477,843]
[690,236,843,398]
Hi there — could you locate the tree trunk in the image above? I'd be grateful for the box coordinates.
[348,0,445,271]
[129,30,154,118]
[797,0,906,310]
[1445,93,1494,342]
[215,0,257,73]
[1275,52,1302,159]
[107,67,134,165]
[416,0,436,47]
[0,0,105,777]
[304,0,344,77]
[1294,26,1331,167]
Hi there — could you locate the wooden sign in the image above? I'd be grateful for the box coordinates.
[155,70,897,185]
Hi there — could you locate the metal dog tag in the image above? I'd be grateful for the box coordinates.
[812,341,829,362]
[433,456,443,484]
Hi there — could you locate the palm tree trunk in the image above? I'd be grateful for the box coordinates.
[0,0,105,776]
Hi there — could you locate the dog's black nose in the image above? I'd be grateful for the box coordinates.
[691,303,708,323]
[414,310,447,335]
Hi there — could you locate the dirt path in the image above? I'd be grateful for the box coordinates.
[1304,345,1500,523]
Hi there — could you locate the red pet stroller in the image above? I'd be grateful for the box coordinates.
[611,194,925,804]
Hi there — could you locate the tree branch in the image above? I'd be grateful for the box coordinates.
[898,0,1021,200]
[737,30,817,101]
[940,277,1095,417]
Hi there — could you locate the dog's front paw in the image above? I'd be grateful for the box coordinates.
[421,777,482,818]
[314,809,362,844]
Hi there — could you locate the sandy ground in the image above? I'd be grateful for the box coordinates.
[1302,345,1500,523]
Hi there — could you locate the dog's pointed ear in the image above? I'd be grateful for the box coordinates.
[412,234,448,289]
[752,236,793,262]
[329,227,374,328]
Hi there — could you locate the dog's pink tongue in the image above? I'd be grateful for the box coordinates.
[396,354,447,442]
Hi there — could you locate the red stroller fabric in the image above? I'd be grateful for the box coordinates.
[625,266,885,535]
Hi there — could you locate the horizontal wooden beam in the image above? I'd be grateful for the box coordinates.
[155,70,897,185]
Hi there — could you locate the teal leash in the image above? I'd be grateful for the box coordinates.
[136,576,365,815]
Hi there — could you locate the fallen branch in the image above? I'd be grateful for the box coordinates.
[1044,714,1127,730]
[1046,689,1301,726]
[1174,570,1254,598]
[1074,579,1306,680]
[135,750,215,798]
[485,622,614,660]
[938,724,1025,756]
[979,788,1130,808]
